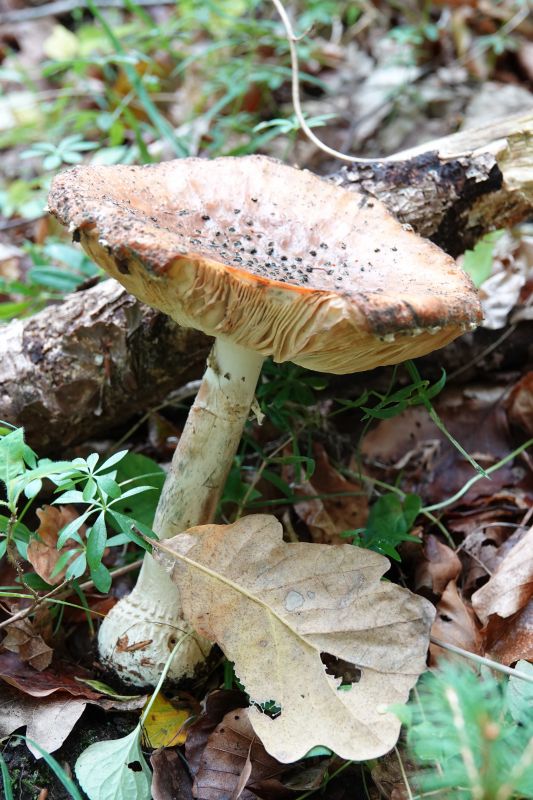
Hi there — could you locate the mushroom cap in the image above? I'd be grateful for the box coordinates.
[48,155,482,374]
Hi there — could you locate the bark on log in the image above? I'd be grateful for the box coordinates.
[1,113,532,452]
[0,279,210,453]
[330,112,533,256]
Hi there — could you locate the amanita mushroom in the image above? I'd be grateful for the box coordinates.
[48,155,482,686]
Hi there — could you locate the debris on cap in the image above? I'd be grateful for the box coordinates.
[48,155,482,374]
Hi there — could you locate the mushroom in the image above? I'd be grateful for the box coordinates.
[48,155,482,686]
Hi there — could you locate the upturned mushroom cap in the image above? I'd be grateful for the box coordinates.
[48,155,482,374]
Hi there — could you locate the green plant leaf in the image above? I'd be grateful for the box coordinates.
[57,510,91,547]
[507,660,533,724]
[112,453,165,526]
[86,512,107,570]
[0,751,13,800]
[355,493,422,561]
[462,230,504,288]
[24,738,84,800]
[0,427,26,486]
[90,561,112,593]
[75,727,151,800]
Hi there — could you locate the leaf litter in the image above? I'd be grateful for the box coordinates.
[1,0,533,796]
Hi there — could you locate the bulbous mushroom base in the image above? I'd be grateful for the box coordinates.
[97,560,211,687]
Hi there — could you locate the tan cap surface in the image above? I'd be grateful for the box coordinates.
[48,155,482,374]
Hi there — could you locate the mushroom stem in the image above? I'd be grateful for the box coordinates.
[98,338,264,686]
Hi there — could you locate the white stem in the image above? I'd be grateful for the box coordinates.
[98,339,264,685]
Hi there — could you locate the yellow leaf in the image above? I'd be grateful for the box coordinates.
[43,25,79,61]
[141,693,191,748]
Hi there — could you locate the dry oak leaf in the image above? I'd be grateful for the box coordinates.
[471,526,533,625]
[0,684,86,758]
[192,707,283,800]
[414,535,462,597]
[484,599,533,666]
[430,580,482,665]
[290,443,368,545]
[2,618,53,671]
[154,514,435,763]
[27,505,84,585]
[150,747,194,800]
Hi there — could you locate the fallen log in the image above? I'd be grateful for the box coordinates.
[331,111,533,256]
[1,113,531,452]
[0,279,210,453]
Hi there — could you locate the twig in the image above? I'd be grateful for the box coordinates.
[0,559,143,630]
[0,216,45,232]
[77,558,143,592]
[0,579,71,631]
[0,0,176,25]
[430,636,533,685]
[395,746,414,800]
[110,380,202,453]
[270,0,399,165]
[423,438,533,514]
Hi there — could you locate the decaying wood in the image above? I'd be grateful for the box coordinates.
[331,112,533,256]
[0,279,210,453]
[1,113,531,451]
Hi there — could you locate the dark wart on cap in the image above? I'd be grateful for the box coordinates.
[48,155,482,373]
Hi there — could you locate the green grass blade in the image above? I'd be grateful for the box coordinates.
[0,751,13,800]
[23,738,84,800]
[86,0,188,157]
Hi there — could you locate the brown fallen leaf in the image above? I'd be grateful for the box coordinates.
[155,514,434,762]
[414,535,462,597]
[27,505,85,585]
[2,618,53,671]
[371,749,412,800]
[360,388,514,507]
[186,689,249,778]
[193,708,283,800]
[430,580,483,664]
[471,526,533,625]
[291,444,368,544]
[0,651,102,698]
[150,747,193,800]
[0,684,86,758]
[484,599,533,665]
[506,372,533,436]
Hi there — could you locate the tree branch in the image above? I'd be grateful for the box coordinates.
[330,112,533,255]
[0,279,210,453]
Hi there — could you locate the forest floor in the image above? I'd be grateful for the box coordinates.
[0,1,533,798]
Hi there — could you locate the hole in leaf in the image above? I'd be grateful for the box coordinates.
[321,652,362,688]
[127,761,142,772]
[257,699,282,718]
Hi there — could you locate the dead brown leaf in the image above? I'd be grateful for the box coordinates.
[291,444,368,544]
[506,372,533,436]
[155,514,434,762]
[150,747,193,800]
[186,689,248,777]
[415,535,462,597]
[2,618,53,671]
[471,526,533,625]
[0,684,86,758]
[484,599,533,665]
[192,708,283,800]
[371,749,412,800]
[360,388,514,507]
[27,505,85,585]
[0,650,107,699]
[430,580,482,663]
